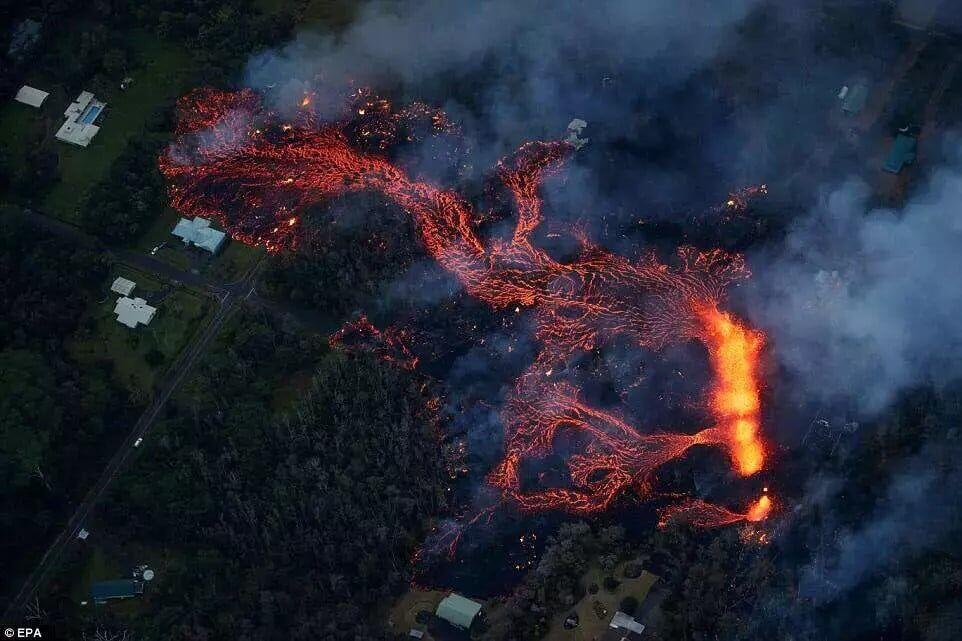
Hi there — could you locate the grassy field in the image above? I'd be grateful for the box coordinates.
[43,34,195,222]
[388,588,447,639]
[67,264,210,400]
[540,562,659,641]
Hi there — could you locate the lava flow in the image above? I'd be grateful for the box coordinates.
[159,88,772,528]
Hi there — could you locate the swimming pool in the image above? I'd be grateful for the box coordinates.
[80,105,102,125]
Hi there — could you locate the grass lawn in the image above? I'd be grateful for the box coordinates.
[207,240,263,281]
[67,264,210,400]
[41,33,196,223]
[388,588,447,639]
[0,101,46,177]
[133,207,193,271]
[540,562,660,641]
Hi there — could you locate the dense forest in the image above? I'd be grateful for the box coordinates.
[47,312,449,640]
[0,213,134,602]
[263,192,424,319]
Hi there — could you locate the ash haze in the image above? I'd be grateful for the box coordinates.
[748,163,962,415]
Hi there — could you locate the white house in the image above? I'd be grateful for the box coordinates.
[14,85,48,108]
[171,216,227,253]
[56,91,106,147]
[110,277,136,296]
[113,297,156,328]
[608,611,645,638]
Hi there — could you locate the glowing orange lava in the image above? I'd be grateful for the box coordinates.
[159,88,772,526]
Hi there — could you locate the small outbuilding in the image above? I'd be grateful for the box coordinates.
[602,611,645,641]
[114,297,157,328]
[435,593,483,630]
[172,216,227,254]
[883,134,917,174]
[110,277,136,296]
[14,85,49,108]
[91,579,143,604]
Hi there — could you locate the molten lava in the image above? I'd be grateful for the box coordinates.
[159,88,772,527]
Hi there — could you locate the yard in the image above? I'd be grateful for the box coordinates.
[43,34,196,222]
[388,588,448,640]
[67,264,210,400]
[0,30,195,222]
[540,561,660,641]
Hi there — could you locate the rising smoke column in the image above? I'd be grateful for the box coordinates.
[159,88,770,525]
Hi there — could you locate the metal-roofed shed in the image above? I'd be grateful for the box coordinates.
[110,277,136,296]
[435,593,482,630]
[14,85,48,108]
[883,134,917,174]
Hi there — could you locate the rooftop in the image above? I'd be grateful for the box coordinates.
[172,216,227,253]
[610,611,645,635]
[883,134,917,174]
[110,277,136,296]
[55,91,106,147]
[113,297,157,328]
[14,85,48,108]
[436,594,483,630]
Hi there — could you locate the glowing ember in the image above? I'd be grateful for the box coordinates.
[159,88,772,527]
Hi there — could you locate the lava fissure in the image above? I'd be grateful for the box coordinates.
[160,88,771,527]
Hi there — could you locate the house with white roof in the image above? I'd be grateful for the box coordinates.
[56,91,106,147]
[110,277,136,296]
[14,85,48,108]
[171,216,227,253]
[113,297,156,328]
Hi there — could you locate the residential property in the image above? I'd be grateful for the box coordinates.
[113,297,157,328]
[91,579,143,604]
[883,133,918,173]
[110,276,136,296]
[14,85,48,108]
[56,91,106,147]
[172,216,228,253]
[602,611,645,641]
[435,593,483,630]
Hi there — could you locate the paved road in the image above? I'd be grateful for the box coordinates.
[13,207,220,292]
[2,211,263,620]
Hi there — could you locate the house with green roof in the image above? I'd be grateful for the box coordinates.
[884,134,918,174]
[435,593,483,630]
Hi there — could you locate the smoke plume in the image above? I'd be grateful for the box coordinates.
[747,161,962,415]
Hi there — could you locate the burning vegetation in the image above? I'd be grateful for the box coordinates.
[159,88,772,537]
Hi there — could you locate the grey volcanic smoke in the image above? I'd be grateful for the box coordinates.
[747,167,962,415]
